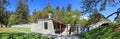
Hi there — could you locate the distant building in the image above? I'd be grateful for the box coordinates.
[72,15,89,20]
[80,16,89,20]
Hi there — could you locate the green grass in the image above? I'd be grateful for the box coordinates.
[11,27,31,32]
[0,26,51,39]
[0,33,51,39]
[0,27,50,39]
[80,23,120,39]
[0,28,18,33]
[0,27,31,33]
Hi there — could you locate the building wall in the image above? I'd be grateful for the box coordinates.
[31,20,55,34]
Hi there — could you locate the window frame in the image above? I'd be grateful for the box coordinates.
[44,22,48,29]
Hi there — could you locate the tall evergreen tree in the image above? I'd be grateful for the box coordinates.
[15,0,29,24]
[44,2,54,13]
[54,5,60,19]
[66,3,71,12]
[0,0,9,27]
[61,7,65,13]
[56,5,60,11]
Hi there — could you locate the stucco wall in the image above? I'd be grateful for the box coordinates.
[31,20,55,34]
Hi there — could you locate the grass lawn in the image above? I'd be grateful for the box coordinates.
[0,27,51,39]
[0,27,31,33]
[0,28,17,33]
[0,32,50,39]
[10,27,31,33]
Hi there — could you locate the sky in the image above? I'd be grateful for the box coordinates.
[6,0,120,21]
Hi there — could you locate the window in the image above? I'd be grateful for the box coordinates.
[44,22,48,29]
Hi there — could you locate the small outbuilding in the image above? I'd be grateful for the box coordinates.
[31,13,66,34]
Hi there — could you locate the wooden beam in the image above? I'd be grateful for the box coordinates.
[60,24,61,33]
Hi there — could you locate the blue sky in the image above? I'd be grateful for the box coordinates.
[6,0,120,21]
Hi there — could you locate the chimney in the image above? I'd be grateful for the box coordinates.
[48,13,52,19]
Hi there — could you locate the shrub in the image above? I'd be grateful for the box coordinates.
[79,23,120,39]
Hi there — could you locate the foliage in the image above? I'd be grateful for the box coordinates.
[61,7,65,12]
[56,5,60,11]
[15,0,29,24]
[66,3,72,11]
[0,0,10,27]
[2,10,11,27]
[79,19,88,27]
[72,9,83,26]
[8,14,17,26]
[80,23,120,39]
[28,10,37,23]
[43,2,54,13]
[87,10,106,25]
[28,16,37,23]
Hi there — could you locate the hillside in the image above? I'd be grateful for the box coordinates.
[80,23,120,39]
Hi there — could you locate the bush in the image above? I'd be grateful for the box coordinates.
[79,24,120,39]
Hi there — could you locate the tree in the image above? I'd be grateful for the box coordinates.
[62,11,74,26]
[79,19,88,27]
[106,8,120,21]
[87,9,105,25]
[15,0,29,24]
[58,3,73,26]
[8,14,17,26]
[0,0,9,27]
[56,5,60,11]
[61,7,65,12]
[81,0,120,21]
[0,0,9,14]
[28,9,37,23]
[53,5,61,19]
[2,10,12,27]
[81,0,120,13]
[72,9,82,26]
[66,3,72,12]
[43,2,54,13]
[33,10,50,20]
